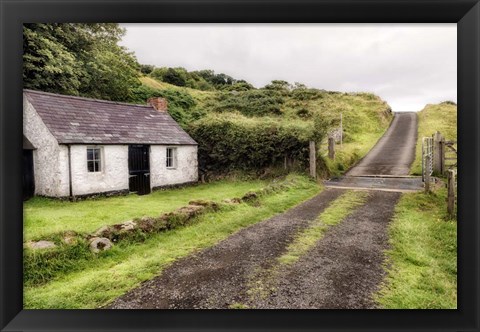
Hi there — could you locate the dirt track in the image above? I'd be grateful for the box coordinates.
[108,112,417,309]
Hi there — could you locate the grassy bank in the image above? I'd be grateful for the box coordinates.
[375,187,457,309]
[24,174,322,309]
[411,102,457,175]
[24,179,265,241]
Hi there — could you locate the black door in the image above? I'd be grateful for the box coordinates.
[128,145,151,195]
[23,150,35,200]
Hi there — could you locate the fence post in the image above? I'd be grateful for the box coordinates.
[433,131,445,175]
[447,169,456,218]
[425,155,431,193]
[328,137,335,160]
[309,141,316,179]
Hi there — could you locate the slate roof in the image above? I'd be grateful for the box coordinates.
[24,89,197,145]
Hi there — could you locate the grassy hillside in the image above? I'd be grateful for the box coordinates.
[140,77,393,177]
[411,102,457,175]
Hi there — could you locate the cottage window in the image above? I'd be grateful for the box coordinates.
[87,147,102,172]
[166,147,177,168]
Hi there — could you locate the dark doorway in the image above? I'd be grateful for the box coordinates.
[128,145,151,195]
[23,150,35,200]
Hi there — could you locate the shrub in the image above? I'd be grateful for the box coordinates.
[211,89,285,116]
[291,87,325,101]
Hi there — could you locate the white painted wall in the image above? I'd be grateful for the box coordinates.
[150,145,198,188]
[23,96,69,197]
[65,144,197,196]
[69,145,129,196]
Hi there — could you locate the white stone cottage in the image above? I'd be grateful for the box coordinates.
[23,89,198,199]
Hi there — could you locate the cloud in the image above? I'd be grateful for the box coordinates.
[120,23,456,112]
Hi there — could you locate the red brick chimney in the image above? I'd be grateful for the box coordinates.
[147,97,168,112]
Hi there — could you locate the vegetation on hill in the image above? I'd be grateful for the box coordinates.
[410,102,457,175]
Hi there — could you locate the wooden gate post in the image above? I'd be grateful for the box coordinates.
[309,141,316,179]
[425,155,431,193]
[328,137,335,160]
[447,169,456,218]
[433,131,445,175]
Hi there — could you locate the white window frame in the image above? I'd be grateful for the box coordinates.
[166,147,177,169]
[87,146,102,173]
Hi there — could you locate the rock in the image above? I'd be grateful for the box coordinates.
[25,240,56,250]
[120,220,136,231]
[222,198,242,204]
[92,225,111,237]
[62,231,77,245]
[89,237,113,253]
[177,205,205,218]
[189,199,220,210]
[188,199,211,207]
[241,191,258,201]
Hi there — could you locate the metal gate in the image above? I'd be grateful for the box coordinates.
[128,145,151,195]
[422,137,433,182]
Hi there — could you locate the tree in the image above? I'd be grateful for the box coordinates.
[23,24,82,95]
[140,64,155,75]
[264,80,292,91]
[23,23,140,101]
[163,68,187,86]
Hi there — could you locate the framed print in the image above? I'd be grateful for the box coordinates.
[1,0,479,331]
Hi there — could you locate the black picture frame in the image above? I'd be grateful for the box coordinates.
[1,0,479,331]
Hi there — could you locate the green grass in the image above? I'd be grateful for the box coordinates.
[24,174,322,309]
[411,102,457,175]
[278,190,369,265]
[375,187,457,309]
[24,179,265,241]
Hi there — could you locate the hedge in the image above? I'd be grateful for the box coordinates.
[187,114,322,174]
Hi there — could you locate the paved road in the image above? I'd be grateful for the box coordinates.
[347,112,417,176]
[107,112,418,309]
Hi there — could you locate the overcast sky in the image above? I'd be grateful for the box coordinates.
[120,24,456,112]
